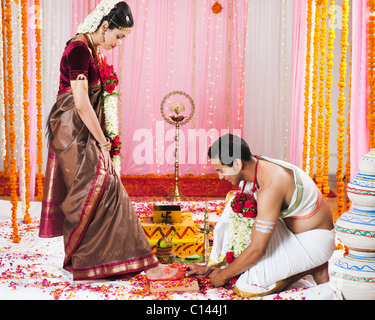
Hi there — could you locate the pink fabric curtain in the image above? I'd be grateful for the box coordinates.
[289,0,307,168]
[350,0,370,178]
[72,0,247,175]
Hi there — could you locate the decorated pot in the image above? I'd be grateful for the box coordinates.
[347,172,375,207]
[335,205,375,251]
[331,250,375,300]
[155,247,175,264]
[358,149,375,175]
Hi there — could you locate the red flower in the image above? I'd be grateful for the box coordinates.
[106,83,115,93]
[244,201,255,210]
[100,67,111,82]
[111,148,121,157]
[226,276,240,290]
[232,201,243,213]
[110,73,119,86]
[231,192,258,218]
[243,210,257,219]
[226,252,235,264]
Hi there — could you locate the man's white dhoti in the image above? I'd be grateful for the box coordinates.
[209,183,335,297]
[234,220,335,297]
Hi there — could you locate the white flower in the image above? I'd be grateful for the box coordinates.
[102,89,121,175]
[229,211,254,258]
[78,0,120,34]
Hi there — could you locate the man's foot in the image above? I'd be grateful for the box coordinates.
[146,264,185,281]
[310,262,330,285]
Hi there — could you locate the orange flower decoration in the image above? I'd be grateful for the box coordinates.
[5,0,20,243]
[21,0,31,224]
[212,1,223,14]
[336,0,350,217]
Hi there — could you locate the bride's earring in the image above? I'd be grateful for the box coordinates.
[101,27,107,43]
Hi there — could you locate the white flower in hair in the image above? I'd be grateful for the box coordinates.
[78,0,121,34]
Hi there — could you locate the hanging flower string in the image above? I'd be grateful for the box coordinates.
[5,0,20,243]
[316,0,328,192]
[302,0,314,172]
[336,0,350,217]
[20,0,31,224]
[322,0,336,198]
[308,1,323,180]
[0,2,5,162]
[35,0,44,201]
[98,56,122,174]
[1,4,9,176]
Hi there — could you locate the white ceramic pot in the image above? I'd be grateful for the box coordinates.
[330,250,375,300]
[358,149,375,175]
[347,172,375,207]
[335,205,375,251]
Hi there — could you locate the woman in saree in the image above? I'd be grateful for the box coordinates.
[39,0,184,282]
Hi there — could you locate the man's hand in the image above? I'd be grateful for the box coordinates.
[186,263,212,277]
[209,267,228,287]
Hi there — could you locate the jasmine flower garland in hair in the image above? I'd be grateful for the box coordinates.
[77,0,121,34]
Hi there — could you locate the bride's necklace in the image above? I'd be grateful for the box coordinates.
[86,33,101,57]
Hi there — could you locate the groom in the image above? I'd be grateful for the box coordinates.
[187,134,335,297]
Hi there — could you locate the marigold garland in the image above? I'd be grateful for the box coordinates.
[368,0,375,149]
[315,0,328,191]
[5,0,20,243]
[308,1,323,180]
[336,0,350,217]
[0,1,5,160]
[2,4,8,176]
[302,0,314,172]
[35,0,44,201]
[322,0,336,198]
[21,0,31,224]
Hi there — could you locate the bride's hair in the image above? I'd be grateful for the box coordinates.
[98,1,134,31]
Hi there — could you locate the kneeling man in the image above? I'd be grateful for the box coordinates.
[187,134,335,297]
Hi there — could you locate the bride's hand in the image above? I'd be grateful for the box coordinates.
[102,149,114,175]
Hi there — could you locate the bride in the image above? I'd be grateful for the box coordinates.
[39,0,185,282]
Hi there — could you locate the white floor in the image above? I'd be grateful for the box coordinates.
[0,200,343,300]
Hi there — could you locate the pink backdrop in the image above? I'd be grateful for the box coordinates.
[350,0,370,178]
[72,0,247,175]
[289,0,307,168]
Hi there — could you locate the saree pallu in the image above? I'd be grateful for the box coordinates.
[39,83,159,280]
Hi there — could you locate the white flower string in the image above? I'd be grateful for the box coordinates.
[229,210,254,258]
[102,90,121,174]
[78,0,121,34]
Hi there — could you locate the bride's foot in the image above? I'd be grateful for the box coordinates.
[146,264,185,281]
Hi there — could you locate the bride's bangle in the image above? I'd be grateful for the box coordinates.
[98,138,111,152]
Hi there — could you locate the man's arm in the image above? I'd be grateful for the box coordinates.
[209,185,284,287]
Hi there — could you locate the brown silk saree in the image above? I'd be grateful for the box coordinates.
[39,82,159,281]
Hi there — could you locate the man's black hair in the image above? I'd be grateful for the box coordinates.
[208,133,252,167]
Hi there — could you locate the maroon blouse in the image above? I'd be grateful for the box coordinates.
[58,40,101,95]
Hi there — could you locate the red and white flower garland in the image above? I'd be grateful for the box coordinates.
[226,191,258,289]
[99,57,122,174]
